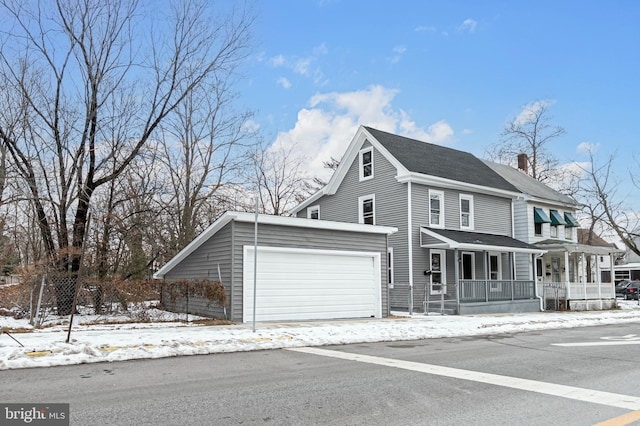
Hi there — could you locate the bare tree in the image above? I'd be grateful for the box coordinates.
[487,100,566,182]
[251,144,310,216]
[0,0,253,313]
[578,147,640,257]
[156,77,256,253]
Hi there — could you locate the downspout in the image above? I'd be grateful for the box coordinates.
[534,253,544,311]
[407,181,413,315]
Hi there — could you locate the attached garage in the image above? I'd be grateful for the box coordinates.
[154,212,396,322]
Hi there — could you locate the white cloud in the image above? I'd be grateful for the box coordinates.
[459,18,478,33]
[415,25,436,33]
[269,54,286,67]
[294,58,312,76]
[577,141,600,154]
[268,45,328,87]
[389,45,407,64]
[514,99,555,126]
[269,85,455,182]
[277,77,292,89]
[242,119,260,133]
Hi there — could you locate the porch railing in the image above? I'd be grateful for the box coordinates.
[536,282,615,300]
[459,280,535,303]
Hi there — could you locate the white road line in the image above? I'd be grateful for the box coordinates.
[553,341,640,347]
[287,346,640,411]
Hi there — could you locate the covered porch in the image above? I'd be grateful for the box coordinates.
[419,227,546,314]
[534,240,622,310]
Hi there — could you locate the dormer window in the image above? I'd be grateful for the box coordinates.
[359,147,373,181]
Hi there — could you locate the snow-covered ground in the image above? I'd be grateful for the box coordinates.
[2,300,640,370]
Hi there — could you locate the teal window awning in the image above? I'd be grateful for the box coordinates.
[534,207,551,224]
[550,210,567,226]
[564,212,580,227]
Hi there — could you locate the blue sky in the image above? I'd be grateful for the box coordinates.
[239,0,639,182]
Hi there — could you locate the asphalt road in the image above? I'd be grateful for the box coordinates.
[2,323,640,425]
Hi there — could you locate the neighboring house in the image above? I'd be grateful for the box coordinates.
[483,158,622,310]
[597,232,640,283]
[292,126,544,315]
[154,212,396,322]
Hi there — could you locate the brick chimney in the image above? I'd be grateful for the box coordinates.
[517,153,528,173]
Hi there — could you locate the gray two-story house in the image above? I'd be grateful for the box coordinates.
[292,126,544,314]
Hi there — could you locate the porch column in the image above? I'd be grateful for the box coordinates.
[564,251,571,300]
[609,252,616,284]
[483,251,489,303]
[454,249,460,314]
[595,253,602,307]
[509,252,515,300]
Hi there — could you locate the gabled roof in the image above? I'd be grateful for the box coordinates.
[292,125,522,214]
[366,127,519,193]
[577,228,619,249]
[154,211,397,279]
[482,160,578,207]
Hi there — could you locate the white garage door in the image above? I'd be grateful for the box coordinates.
[243,246,381,322]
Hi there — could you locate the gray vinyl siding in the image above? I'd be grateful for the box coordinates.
[513,199,532,242]
[163,219,389,321]
[299,142,410,286]
[162,223,234,319]
[513,199,534,280]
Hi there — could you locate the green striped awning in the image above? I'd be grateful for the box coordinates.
[550,210,567,226]
[534,207,551,224]
[564,212,580,227]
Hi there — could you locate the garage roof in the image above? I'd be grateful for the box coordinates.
[154,211,397,279]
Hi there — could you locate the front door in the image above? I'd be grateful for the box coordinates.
[552,257,561,282]
[430,250,446,295]
[461,252,475,280]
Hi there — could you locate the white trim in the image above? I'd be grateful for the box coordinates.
[397,172,522,199]
[459,194,474,230]
[154,211,397,278]
[430,249,446,295]
[307,205,320,219]
[488,252,502,280]
[358,193,376,225]
[359,146,374,181]
[429,189,445,229]
[408,182,413,293]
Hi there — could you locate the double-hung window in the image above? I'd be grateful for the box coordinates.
[359,147,373,181]
[359,194,375,225]
[459,194,474,230]
[429,190,444,228]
